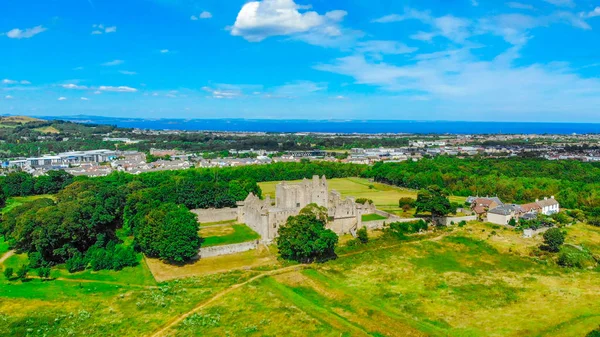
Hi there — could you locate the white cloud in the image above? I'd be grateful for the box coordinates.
[5,25,47,39]
[81,97,89,101]
[356,40,417,58]
[582,7,600,18]
[199,11,212,19]
[202,86,243,99]
[271,80,326,97]
[102,59,124,66]
[160,49,170,53]
[373,10,471,43]
[191,15,198,20]
[20,80,31,85]
[62,83,88,90]
[92,24,117,35]
[73,66,84,71]
[98,85,137,92]
[314,48,600,118]
[58,97,67,101]
[507,2,535,10]
[230,0,349,44]
[4,95,13,99]
[543,0,575,7]
[471,0,479,7]
[2,79,17,84]
[119,70,137,75]
[94,91,102,94]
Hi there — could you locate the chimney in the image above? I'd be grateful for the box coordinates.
[535,199,539,202]
[551,196,554,199]
[544,197,548,200]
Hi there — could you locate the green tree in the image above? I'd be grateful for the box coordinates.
[586,326,600,337]
[276,213,338,263]
[508,217,517,227]
[3,267,14,280]
[415,186,455,224]
[16,265,28,280]
[357,227,369,244]
[541,228,566,253]
[398,197,416,209]
[299,203,329,223]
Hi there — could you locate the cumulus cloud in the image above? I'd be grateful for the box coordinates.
[4,95,13,99]
[81,97,89,101]
[2,79,17,84]
[582,7,600,18]
[5,25,47,39]
[102,59,124,66]
[230,0,349,44]
[200,11,212,19]
[119,70,137,75]
[202,85,244,99]
[58,97,67,101]
[160,49,170,53]
[98,86,137,92]
[191,15,198,20]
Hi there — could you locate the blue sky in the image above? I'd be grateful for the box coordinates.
[1,0,600,121]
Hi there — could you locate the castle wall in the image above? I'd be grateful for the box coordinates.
[198,241,258,258]
[191,208,238,223]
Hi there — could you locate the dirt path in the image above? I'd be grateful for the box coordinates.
[149,264,308,337]
[0,250,15,264]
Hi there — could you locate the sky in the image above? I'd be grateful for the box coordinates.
[1,0,600,122]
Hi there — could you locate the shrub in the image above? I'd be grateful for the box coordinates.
[37,267,51,279]
[458,220,467,227]
[16,265,28,280]
[387,220,428,238]
[355,198,373,205]
[541,228,566,253]
[398,197,416,209]
[357,227,369,244]
[66,252,87,273]
[3,267,14,280]
[586,326,600,337]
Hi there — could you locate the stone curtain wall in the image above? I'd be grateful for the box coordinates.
[198,241,259,258]
[192,208,238,223]
[441,215,478,226]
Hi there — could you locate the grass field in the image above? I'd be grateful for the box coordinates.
[1,195,55,215]
[200,224,261,247]
[361,213,388,222]
[34,126,61,134]
[259,177,465,216]
[2,218,599,336]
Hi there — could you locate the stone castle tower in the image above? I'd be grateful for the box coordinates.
[275,175,328,209]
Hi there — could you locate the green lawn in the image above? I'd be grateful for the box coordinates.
[259,177,465,217]
[200,224,261,247]
[361,213,387,222]
[1,195,55,215]
[0,237,8,256]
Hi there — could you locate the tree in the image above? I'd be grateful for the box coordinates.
[16,265,28,280]
[3,267,14,280]
[587,327,600,337]
[299,203,329,223]
[541,228,566,253]
[398,197,416,209]
[415,186,455,224]
[276,213,338,263]
[357,227,369,244]
[135,203,201,263]
[508,217,517,227]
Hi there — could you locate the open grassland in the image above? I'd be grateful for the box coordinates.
[200,224,261,247]
[34,126,61,134]
[1,194,55,215]
[259,177,466,216]
[2,222,599,336]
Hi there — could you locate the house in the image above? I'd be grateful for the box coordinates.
[536,196,560,215]
[487,204,524,225]
[470,197,504,219]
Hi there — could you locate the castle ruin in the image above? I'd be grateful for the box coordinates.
[237,175,376,243]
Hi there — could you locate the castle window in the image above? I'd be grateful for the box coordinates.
[296,203,300,207]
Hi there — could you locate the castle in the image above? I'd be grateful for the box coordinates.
[236,176,376,243]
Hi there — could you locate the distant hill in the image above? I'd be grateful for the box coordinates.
[0,115,46,125]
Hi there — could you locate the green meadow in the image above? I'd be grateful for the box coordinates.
[2,221,599,336]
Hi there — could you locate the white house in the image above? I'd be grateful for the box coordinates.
[536,196,559,215]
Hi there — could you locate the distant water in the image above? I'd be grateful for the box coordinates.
[44,116,600,134]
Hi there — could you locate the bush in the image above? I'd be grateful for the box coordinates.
[37,267,51,279]
[16,265,28,280]
[357,227,369,244]
[398,197,416,209]
[3,267,14,280]
[586,326,600,337]
[387,220,428,238]
[541,228,566,253]
[28,251,44,269]
[66,252,87,273]
[557,247,597,269]
[355,198,373,205]
[346,239,360,247]
[458,220,467,227]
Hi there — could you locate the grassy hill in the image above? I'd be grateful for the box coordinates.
[0,115,45,125]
